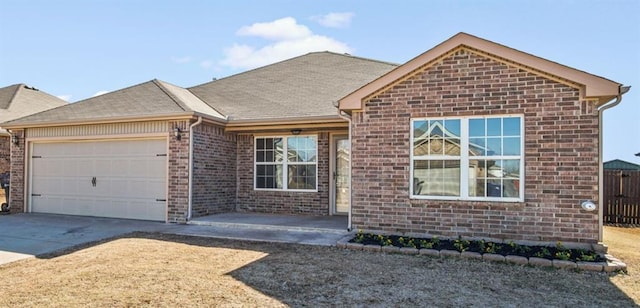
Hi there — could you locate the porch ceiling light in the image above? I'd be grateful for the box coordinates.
[291,129,302,135]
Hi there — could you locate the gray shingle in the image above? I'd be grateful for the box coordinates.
[5,52,397,127]
[3,79,223,125]
[189,51,398,121]
[0,84,67,124]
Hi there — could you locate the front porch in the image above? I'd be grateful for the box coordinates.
[189,212,348,233]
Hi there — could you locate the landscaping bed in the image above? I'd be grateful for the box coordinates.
[342,230,627,272]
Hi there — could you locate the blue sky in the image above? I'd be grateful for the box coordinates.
[1,0,638,162]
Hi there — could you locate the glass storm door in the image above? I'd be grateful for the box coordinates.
[333,136,350,214]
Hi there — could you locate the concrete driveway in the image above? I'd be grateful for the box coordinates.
[0,213,351,265]
[0,213,179,265]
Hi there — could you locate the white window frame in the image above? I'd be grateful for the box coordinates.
[254,135,318,192]
[410,115,524,202]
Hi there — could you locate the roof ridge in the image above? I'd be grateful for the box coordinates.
[189,53,314,89]
[189,51,398,90]
[152,79,189,112]
[313,51,400,67]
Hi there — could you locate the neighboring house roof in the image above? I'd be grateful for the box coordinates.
[3,79,225,127]
[0,84,67,131]
[339,32,624,111]
[189,51,398,122]
[604,159,640,171]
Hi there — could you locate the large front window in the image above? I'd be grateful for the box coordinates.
[255,136,317,191]
[411,116,523,201]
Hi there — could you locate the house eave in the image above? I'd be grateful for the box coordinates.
[224,115,347,132]
[1,112,227,129]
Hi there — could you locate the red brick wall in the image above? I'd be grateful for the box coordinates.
[0,136,10,174]
[351,49,600,244]
[236,132,330,215]
[191,123,237,216]
[167,121,190,223]
[8,130,25,213]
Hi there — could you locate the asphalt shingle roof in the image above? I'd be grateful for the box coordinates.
[189,51,398,121]
[4,52,397,127]
[3,79,224,125]
[0,84,67,124]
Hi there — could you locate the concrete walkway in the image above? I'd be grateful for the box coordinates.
[0,213,352,266]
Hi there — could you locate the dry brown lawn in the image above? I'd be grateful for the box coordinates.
[0,228,638,307]
[604,226,640,303]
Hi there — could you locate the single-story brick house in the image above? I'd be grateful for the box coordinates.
[3,33,628,245]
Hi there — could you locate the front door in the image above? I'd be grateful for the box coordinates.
[332,135,350,214]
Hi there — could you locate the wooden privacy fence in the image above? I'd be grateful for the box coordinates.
[603,170,640,225]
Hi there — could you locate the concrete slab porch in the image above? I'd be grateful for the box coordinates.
[188,212,348,233]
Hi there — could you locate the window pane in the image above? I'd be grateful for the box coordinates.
[469,119,485,137]
[471,179,485,197]
[288,164,316,190]
[487,118,501,136]
[429,120,444,137]
[444,119,461,137]
[487,160,505,178]
[503,179,520,198]
[501,159,520,178]
[503,137,520,155]
[487,179,502,197]
[469,138,485,156]
[274,138,283,162]
[265,138,273,150]
[487,138,501,156]
[413,160,460,196]
[503,117,520,136]
[256,138,264,149]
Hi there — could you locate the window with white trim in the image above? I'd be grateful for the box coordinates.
[255,136,317,191]
[411,116,523,201]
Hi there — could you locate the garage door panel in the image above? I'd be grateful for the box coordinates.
[31,139,167,221]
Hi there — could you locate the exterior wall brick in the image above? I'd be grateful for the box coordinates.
[191,123,237,216]
[8,130,25,213]
[350,49,600,244]
[236,132,330,215]
[167,120,190,223]
[0,136,10,174]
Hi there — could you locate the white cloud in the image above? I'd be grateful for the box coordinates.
[172,56,192,64]
[237,17,311,41]
[57,94,72,102]
[221,17,353,69]
[311,12,354,28]
[93,90,109,97]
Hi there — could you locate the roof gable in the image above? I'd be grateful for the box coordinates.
[339,32,623,111]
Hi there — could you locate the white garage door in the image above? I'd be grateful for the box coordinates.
[30,139,167,221]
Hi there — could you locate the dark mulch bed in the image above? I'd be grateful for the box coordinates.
[350,232,606,262]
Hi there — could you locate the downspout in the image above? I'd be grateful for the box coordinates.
[187,116,203,221]
[336,106,353,232]
[596,85,630,242]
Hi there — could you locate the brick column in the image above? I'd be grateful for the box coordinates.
[9,129,25,213]
[167,121,190,223]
